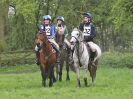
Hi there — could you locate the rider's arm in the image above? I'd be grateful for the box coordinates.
[64,26,69,38]
[90,24,96,38]
[79,23,84,31]
[50,25,56,39]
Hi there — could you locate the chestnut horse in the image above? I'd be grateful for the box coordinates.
[55,33,71,81]
[35,32,57,87]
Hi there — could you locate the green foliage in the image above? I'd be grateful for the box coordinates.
[111,0,133,43]
[0,38,9,52]
[2,0,132,51]
[100,52,133,68]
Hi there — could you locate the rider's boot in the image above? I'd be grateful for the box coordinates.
[35,51,40,65]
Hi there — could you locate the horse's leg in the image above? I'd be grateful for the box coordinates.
[53,64,56,83]
[84,63,88,87]
[59,59,64,81]
[41,72,46,87]
[55,52,60,81]
[55,62,60,81]
[49,65,54,87]
[66,53,70,81]
[40,64,46,87]
[74,63,80,87]
[91,60,98,86]
[88,64,92,77]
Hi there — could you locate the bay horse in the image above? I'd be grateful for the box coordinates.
[70,28,101,87]
[55,32,71,81]
[35,32,57,87]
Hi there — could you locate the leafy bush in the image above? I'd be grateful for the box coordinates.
[0,51,35,67]
[0,39,9,52]
[99,51,133,68]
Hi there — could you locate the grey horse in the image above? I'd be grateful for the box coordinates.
[70,28,101,87]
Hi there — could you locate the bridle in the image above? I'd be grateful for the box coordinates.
[71,31,84,67]
[36,33,48,52]
[36,33,55,59]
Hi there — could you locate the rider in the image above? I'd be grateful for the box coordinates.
[56,16,74,69]
[79,12,96,62]
[35,15,60,65]
[56,16,71,47]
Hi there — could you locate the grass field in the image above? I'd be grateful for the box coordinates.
[0,67,133,99]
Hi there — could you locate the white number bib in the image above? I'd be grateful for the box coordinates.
[83,26,91,35]
[45,26,51,36]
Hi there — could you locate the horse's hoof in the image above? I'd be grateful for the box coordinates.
[77,80,81,87]
[92,83,95,86]
[84,78,88,87]
[49,83,53,87]
[66,77,70,81]
[49,84,53,87]
[42,84,46,87]
[53,78,56,83]
[77,84,81,87]
[42,81,46,87]
[59,79,62,82]
[53,80,56,83]
[59,77,62,82]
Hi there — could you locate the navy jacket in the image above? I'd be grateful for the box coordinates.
[79,23,96,40]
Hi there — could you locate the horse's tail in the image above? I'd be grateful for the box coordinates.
[93,44,102,62]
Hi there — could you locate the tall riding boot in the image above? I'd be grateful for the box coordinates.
[35,51,40,65]
[90,52,96,62]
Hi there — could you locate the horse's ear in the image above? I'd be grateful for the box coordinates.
[72,25,79,30]
[72,26,75,30]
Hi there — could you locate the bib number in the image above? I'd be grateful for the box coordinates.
[45,26,51,36]
[83,26,91,35]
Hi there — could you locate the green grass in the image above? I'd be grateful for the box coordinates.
[0,67,133,99]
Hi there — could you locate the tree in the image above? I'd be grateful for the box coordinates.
[0,0,9,38]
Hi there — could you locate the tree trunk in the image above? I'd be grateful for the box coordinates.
[0,0,9,38]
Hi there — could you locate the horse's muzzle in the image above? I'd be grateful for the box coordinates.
[36,43,40,47]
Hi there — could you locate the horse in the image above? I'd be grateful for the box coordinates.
[70,28,101,87]
[35,32,57,87]
[55,33,71,81]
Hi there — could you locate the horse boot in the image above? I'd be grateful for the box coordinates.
[90,51,96,65]
[35,51,40,65]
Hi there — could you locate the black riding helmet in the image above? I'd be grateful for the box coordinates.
[83,12,92,19]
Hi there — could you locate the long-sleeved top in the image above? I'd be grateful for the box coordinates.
[38,24,56,39]
[79,23,96,38]
[56,25,69,38]
[44,24,56,39]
